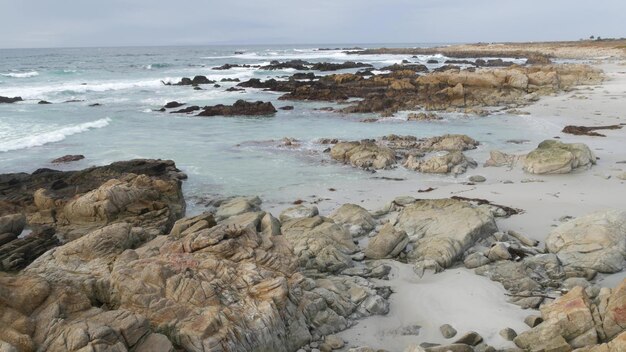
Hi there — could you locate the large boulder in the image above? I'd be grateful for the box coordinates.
[330,141,397,170]
[546,210,626,273]
[279,204,319,222]
[523,140,596,174]
[394,199,497,269]
[215,196,262,220]
[329,204,376,237]
[281,216,357,273]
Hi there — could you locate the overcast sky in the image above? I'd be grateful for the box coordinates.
[1,0,624,48]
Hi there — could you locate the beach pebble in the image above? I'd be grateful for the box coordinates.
[499,327,517,341]
[439,324,457,338]
[464,252,490,269]
[487,243,512,261]
[469,175,486,183]
[324,335,344,349]
[524,315,543,327]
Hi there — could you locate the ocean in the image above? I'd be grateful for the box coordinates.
[0,44,561,213]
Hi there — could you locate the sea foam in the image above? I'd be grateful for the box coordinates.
[0,118,111,152]
[1,71,39,78]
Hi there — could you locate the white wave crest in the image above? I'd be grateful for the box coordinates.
[0,79,163,99]
[1,71,39,78]
[0,118,111,152]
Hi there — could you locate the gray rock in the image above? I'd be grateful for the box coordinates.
[469,175,486,183]
[439,324,457,338]
[454,331,483,346]
[499,327,517,341]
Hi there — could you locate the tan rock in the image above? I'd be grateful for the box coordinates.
[546,210,626,273]
[365,223,409,259]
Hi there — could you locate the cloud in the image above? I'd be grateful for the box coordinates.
[0,0,624,48]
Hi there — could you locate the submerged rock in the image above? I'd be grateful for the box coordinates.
[51,154,85,163]
[0,96,23,104]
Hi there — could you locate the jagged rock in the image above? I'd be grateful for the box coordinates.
[365,223,409,259]
[279,204,319,222]
[475,254,566,308]
[330,141,397,170]
[329,204,376,237]
[197,100,277,117]
[404,151,477,175]
[407,112,441,121]
[281,216,357,273]
[394,199,497,269]
[523,140,596,174]
[546,210,626,273]
[515,286,598,350]
[484,150,525,167]
[0,160,186,268]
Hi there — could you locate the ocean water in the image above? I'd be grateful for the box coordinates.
[0,44,560,213]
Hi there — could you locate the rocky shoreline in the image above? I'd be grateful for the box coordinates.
[1,154,625,351]
[2,40,626,352]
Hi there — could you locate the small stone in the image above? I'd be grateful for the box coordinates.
[499,327,517,341]
[469,175,486,183]
[524,315,543,327]
[324,335,344,349]
[487,243,512,261]
[454,331,483,346]
[474,343,496,352]
[439,324,457,338]
[463,252,490,269]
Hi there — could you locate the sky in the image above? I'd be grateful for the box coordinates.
[1,0,625,48]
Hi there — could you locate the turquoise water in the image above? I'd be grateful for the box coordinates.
[0,45,559,211]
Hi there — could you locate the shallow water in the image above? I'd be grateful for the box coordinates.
[0,44,558,213]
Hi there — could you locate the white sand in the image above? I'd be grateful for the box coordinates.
[337,264,530,350]
[293,60,626,350]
